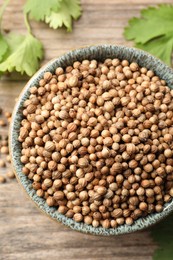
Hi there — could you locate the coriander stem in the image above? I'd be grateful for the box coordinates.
[0,0,10,31]
[24,13,31,34]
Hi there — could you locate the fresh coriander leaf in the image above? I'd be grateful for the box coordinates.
[124,4,173,65]
[136,33,173,66]
[24,0,62,21]
[45,0,82,32]
[151,214,173,260]
[0,34,8,62]
[0,33,43,76]
[124,5,173,44]
[4,33,25,53]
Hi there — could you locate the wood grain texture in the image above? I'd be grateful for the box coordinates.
[0,0,166,259]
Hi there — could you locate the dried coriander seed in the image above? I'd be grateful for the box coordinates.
[0,175,6,183]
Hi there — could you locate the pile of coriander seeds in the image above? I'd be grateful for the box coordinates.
[19,58,173,228]
[0,107,15,184]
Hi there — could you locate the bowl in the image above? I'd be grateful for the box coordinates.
[9,44,173,235]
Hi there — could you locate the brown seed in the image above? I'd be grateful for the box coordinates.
[93,211,102,220]
[155,204,163,213]
[116,217,125,225]
[169,188,173,197]
[0,175,6,183]
[97,96,104,106]
[143,164,153,173]
[37,189,44,197]
[111,162,123,174]
[125,217,134,225]
[6,155,11,163]
[164,149,172,158]
[129,160,138,169]
[112,208,123,218]
[97,186,107,195]
[1,146,9,154]
[43,178,52,188]
[109,183,118,191]
[93,192,102,201]
[45,141,55,152]
[156,167,165,177]
[101,147,110,158]
[139,202,148,211]
[102,92,111,100]
[0,159,6,168]
[66,192,76,201]
[48,161,57,171]
[82,206,90,216]
[54,191,64,200]
[67,123,77,133]
[81,138,90,147]
[73,213,83,222]
[26,104,36,114]
[84,216,92,225]
[0,119,6,126]
[110,219,117,228]
[105,189,114,199]
[87,117,97,127]
[129,196,139,206]
[78,158,89,168]
[164,134,172,143]
[59,110,69,119]
[121,97,130,106]
[136,187,145,196]
[68,76,78,87]
[126,143,136,155]
[102,219,110,228]
[146,188,154,198]
[92,219,100,227]
[77,179,87,190]
[20,127,29,140]
[6,171,15,179]
[103,137,113,146]
[123,209,130,218]
[44,72,52,82]
[58,206,68,214]
[141,180,150,188]
[104,101,114,112]
[79,191,88,201]
[46,196,55,207]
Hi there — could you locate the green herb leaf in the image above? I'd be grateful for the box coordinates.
[151,214,173,260]
[136,32,173,66]
[124,5,173,65]
[45,0,82,32]
[0,34,8,62]
[24,0,62,21]
[0,33,43,76]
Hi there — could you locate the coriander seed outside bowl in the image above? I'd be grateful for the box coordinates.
[9,44,173,236]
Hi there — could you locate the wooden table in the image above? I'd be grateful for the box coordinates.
[0,0,171,259]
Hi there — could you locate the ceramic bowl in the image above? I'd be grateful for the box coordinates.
[9,44,173,235]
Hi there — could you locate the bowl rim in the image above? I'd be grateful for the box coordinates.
[9,44,173,236]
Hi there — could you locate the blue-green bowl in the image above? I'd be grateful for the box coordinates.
[9,44,173,235]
